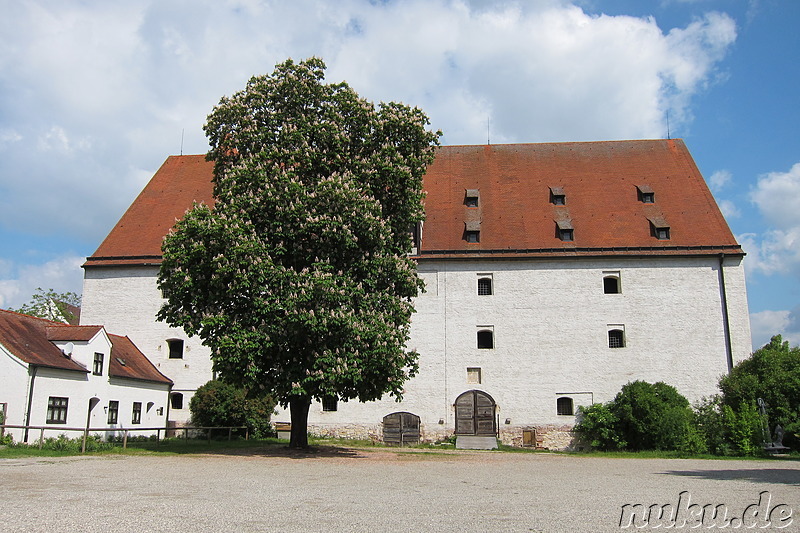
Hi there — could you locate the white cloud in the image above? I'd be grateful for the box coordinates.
[709,169,732,191]
[743,163,800,276]
[0,254,85,310]
[0,0,738,244]
[749,308,800,350]
[717,199,739,219]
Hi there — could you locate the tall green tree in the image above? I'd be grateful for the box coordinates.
[719,335,800,449]
[157,57,439,448]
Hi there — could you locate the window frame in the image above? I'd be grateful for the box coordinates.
[322,396,338,412]
[608,328,625,349]
[46,396,69,424]
[603,273,621,294]
[466,367,482,384]
[132,402,142,425]
[477,277,493,296]
[477,329,494,349]
[556,397,574,416]
[107,400,119,424]
[93,352,104,376]
[170,392,184,410]
[167,339,184,359]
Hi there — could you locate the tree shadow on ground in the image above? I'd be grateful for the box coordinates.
[203,444,369,459]
[661,468,800,486]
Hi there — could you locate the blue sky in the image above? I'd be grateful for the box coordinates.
[0,0,797,348]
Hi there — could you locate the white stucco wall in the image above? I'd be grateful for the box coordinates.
[1,330,170,443]
[81,255,751,444]
[81,266,212,424]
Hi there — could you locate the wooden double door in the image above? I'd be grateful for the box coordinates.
[455,390,496,436]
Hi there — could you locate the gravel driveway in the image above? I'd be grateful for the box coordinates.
[2,447,798,532]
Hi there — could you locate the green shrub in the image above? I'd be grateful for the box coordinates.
[719,335,800,450]
[574,402,626,451]
[190,380,275,437]
[611,381,697,451]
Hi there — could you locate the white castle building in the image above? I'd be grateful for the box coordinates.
[80,139,751,448]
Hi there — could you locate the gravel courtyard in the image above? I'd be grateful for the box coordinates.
[2,448,798,532]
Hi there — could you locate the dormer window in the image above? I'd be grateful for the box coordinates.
[465,189,480,208]
[647,216,670,240]
[550,187,566,205]
[556,219,574,242]
[465,221,481,243]
[637,185,655,203]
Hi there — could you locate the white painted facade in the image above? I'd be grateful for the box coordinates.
[81,266,212,424]
[80,254,751,447]
[0,326,171,443]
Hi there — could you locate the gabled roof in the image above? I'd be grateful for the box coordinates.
[84,139,741,267]
[0,309,171,384]
[0,310,89,372]
[108,335,172,384]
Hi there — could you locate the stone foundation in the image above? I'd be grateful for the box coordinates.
[306,422,579,450]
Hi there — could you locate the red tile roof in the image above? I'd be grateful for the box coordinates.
[84,139,741,267]
[0,309,171,384]
[108,335,172,384]
[0,310,88,372]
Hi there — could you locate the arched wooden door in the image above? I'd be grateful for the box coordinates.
[382,412,421,445]
[455,390,496,436]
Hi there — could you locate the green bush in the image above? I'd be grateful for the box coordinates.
[719,335,800,451]
[576,381,700,452]
[574,403,626,451]
[190,380,275,437]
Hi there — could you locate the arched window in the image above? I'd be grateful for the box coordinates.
[557,397,574,416]
[477,277,493,295]
[608,329,625,348]
[477,330,494,349]
[603,275,621,294]
[170,392,184,410]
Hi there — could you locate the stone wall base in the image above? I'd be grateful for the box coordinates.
[306,422,579,451]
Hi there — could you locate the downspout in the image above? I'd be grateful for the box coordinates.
[23,365,38,443]
[718,254,734,373]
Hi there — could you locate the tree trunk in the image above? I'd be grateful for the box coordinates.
[289,396,311,449]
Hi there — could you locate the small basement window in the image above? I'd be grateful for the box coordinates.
[557,397,574,416]
[477,329,494,349]
[167,339,184,359]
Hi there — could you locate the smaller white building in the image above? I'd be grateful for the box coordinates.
[0,309,172,443]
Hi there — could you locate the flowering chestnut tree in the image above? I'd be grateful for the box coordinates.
[157,58,439,448]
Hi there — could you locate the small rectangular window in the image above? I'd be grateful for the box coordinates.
[477,329,494,349]
[465,189,480,207]
[93,352,104,375]
[322,396,338,412]
[467,367,482,384]
[171,393,184,410]
[132,402,142,424]
[107,400,119,424]
[656,227,670,240]
[608,329,625,348]
[647,216,670,241]
[168,339,184,359]
[603,272,621,294]
[556,219,574,242]
[465,230,480,243]
[557,397,574,416]
[477,277,493,295]
[46,397,68,424]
